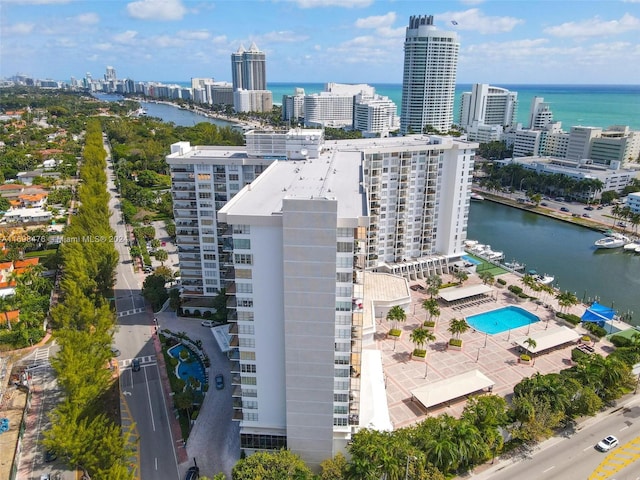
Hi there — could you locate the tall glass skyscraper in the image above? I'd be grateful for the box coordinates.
[231,42,267,91]
[400,15,459,135]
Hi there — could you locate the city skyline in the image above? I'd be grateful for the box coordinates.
[1,0,639,85]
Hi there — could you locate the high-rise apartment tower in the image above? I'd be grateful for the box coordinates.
[231,43,267,91]
[400,15,459,135]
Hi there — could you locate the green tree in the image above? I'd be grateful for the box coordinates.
[155,248,169,265]
[425,275,442,298]
[142,272,169,311]
[410,327,435,357]
[523,337,537,364]
[478,270,494,286]
[386,305,407,332]
[453,269,469,285]
[421,298,440,323]
[448,318,470,340]
[319,452,348,480]
[232,449,314,480]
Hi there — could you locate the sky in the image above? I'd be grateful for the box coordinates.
[1,0,640,85]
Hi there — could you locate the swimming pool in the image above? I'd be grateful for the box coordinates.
[466,306,539,335]
[168,344,207,388]
[461,255,482,265]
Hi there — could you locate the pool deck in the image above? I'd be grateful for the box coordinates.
[370,271,623,429]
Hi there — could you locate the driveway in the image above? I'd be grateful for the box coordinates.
[155,311,240,479]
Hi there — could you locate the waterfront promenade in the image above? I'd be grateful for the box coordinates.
[372,270,627,429]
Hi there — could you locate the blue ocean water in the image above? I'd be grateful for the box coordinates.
[163,81,639,130]
[267,83,640,130]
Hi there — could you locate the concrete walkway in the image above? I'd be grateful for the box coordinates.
[373,272,615,428]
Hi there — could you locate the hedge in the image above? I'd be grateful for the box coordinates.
[583,322,608,338]
[556,311,581,326]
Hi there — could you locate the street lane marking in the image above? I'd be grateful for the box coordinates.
[584,446,593,451]
[620,425,629,431]
[543,466,555,473]
[155,457,158,470]
[144,365,156,432]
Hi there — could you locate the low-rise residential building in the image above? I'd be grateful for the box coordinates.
[627,191,640,214]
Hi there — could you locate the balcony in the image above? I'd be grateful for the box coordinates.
[232,409,243,421]
[226,297,237,309]
[230,360,240,373]
[228,322,238,334]
[232,385,242,397]
[224,267,235,280]
[226,282,236,295]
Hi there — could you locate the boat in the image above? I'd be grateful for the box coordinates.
[636,245,640,254]
[623,242,639,251]
[464,239,479,248]
[527,269,554,285]
[471,192,485,201]
[594,234,629,249]
[504,260,525,271]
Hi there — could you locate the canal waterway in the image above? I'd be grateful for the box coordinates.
[468,200,640,325]
[94,93,236,128]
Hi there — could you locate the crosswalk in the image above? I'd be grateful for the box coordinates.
[118,307,146,318]
[589,436,640,479]
[119,355,157,369]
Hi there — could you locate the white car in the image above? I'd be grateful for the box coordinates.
[201,320,215,327]
[596,435,619,452]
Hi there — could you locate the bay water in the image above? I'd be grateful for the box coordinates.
[467,201,640,325]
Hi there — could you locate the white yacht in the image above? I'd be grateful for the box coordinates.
[623,242,639,251]
[594,234,629,249]
[535,273,555,285]
[471,192,485,201]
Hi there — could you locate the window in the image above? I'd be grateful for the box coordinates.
[236,269,252,279]
[241,376,257,385]
[243,400,258,409]
[197,183,211,190]
[337,242,353,253]
[239,324,255,335]
[336,286,352,298]
[334,418,348,426]
[229,174,239,181]
[236,283,253,294]
[200,218,213,225]
[204,253,216,260]
[201,236,215,244]
[244,413,258,421]
[233,238,251,250]
[198,192,212,199]
[233,225,250,234]
[336,272,351,283]
[237,298,254,308]
[334,405,348,414]
[237,311,254,321]
[242,388,257,397]
[241,364,257,373]
[204,262,217,269]
[239,337,255,348]
[336,301,351,312]
[240,351,256,361]
[336,228,352,237]
[234,254,253,265]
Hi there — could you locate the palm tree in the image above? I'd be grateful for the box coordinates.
[523,337,537,364]
[556,290,579,313]
[421,297,440,324]
[386,305,406,333]
[448,318,470,340]
[409,327,436,357]
[478,270,494,286]
[426,274,442,298]
[454,270,469,285]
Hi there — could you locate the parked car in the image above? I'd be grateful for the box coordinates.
[540,202,548,206]
[201,320,215,327]
[596,206,604,210]
[585,206,595,211]
[131,358,141,372]
[215,374,224,390]
[596,435,618,452]
[583,213,591,218]
[185,466,200,480]
[110,347,121,357]
[44,449,57,462]
[409,284,425,292]
[560,207,570,212]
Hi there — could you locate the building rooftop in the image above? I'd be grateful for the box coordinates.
[220,149,366,220]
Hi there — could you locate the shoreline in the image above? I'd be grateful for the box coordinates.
[472,188,635,238]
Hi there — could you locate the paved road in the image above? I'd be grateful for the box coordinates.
[105,136,180,480]
[473,395,640,480]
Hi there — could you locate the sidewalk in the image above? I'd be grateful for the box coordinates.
[149,308,189,465]
[464,393,640,479]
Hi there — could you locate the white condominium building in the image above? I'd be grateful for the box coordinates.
[216,133,477,468]
[281,88,306,122]
[529,97,555,130]
[459,84,518,130]
[400,15,459,134]
[566,126,602,161]
[218,154,368,469]
[233,89,273,113]
[353,92,400,137]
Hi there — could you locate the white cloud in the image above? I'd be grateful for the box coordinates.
[255,30,309,43]
[126,0,187,21]
[211,35,227,44]
[355,12,396,29]
[294,0,373,8]
[86,54,99,62]
[544,14,640,38]
[55,37,77,48]
[2,22,35,35]
[75,13,100,25]
[438,9,523,34]
[94,43,112,51]
[113,30,138,44]
[177,30,210,40]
